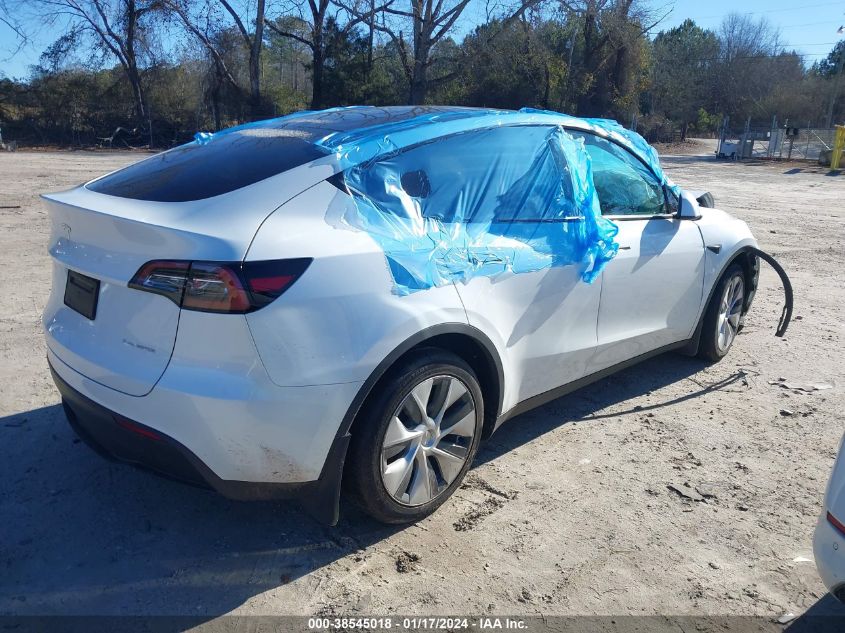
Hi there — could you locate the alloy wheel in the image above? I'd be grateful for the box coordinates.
[716,274,744,353]
[379,375,477,506]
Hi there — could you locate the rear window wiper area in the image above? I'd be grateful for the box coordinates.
[750,247,793,338]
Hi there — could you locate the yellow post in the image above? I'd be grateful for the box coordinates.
[831,125,845,169]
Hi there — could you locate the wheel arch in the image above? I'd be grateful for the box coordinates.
[682,245,758,356]
[304,323,504,525]
[341,324,505,442]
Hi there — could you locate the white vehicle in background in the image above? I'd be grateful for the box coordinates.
[815,434,845,602]
[42,106,788,525]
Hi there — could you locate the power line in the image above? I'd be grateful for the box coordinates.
[662,51,829,62]
[692,1,844,21]
[781,20,843,29]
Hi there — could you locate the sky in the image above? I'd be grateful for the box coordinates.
[0,0,843,80]
[658,0,844,61]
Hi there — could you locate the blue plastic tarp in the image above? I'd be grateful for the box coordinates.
[317,108,674,295]
[194,107,674,296]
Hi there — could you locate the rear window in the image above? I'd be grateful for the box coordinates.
[87,127,328,202]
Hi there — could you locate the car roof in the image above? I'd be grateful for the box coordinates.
[258,105,493,132]
[82,106,667,204]
[202,105,666,186]
[209,106,502,142]
[306,108,652,170]
[195,106,655,169]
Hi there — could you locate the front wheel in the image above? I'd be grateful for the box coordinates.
[698,264,745,362]
[346,349,484,524]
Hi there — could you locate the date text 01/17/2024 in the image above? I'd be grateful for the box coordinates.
[307,617,528,630]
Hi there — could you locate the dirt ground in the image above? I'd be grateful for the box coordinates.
[1,147,844,622]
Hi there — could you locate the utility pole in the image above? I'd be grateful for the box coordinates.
[826,38,845,128]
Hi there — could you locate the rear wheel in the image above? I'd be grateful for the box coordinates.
[698,264,745,362]
[346,349,483,524]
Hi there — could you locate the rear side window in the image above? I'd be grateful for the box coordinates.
[348,125,575,223]
[87,127,328,202]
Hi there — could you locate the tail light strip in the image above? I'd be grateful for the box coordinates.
[828,511,845,538]
[129,258,311,314]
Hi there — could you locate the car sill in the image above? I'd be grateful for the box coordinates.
[494,339,689,430]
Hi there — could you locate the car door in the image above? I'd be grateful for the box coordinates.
[444,125,603,408]
[569,130,706,372]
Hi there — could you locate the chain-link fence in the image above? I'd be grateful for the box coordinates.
[716,117,836,162]
[776,128,835,161]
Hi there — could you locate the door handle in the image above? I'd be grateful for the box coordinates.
[618,245,631,250]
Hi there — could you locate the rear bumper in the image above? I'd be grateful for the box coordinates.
[49,352,359,524]
[52,362,309,500]
[814,511,845,602]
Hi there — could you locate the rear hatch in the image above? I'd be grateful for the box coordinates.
[42,186,280,396]
[41,121,338,395]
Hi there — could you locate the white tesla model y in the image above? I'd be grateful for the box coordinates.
[43,106,771,524]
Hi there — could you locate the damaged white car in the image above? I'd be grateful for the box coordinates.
[815,433,845,602]
[42,106,791,524]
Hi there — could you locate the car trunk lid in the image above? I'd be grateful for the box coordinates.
[41,185,282,396]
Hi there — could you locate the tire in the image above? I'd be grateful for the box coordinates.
[346,349,484,524]
[696,192,716,208]
[698,264,746,362]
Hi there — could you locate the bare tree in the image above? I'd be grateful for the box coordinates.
[164,0,240,95]
[218,0,265,111]
[1,0,28,58]
[35,0,160,122]
[265,0,390,108]
[715,13,783,120]
[165,0,266,114]
[718,12,781,62]
[339,0,542,104]
[266,1,333,109]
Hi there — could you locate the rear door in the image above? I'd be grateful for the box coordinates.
[435,126,604,405]
[570,131,705,371]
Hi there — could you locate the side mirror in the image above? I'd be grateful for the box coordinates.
[678,191,701,220]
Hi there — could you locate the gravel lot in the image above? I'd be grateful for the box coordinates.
[1,146,844,622]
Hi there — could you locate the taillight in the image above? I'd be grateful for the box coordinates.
[828,511,845,538]
[182,262,252,313]
[130,260,191,304]
[129,258,311,313]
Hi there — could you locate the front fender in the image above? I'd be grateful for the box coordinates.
[695,206,758,297]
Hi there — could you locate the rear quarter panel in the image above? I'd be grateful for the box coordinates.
[244,181,469,387]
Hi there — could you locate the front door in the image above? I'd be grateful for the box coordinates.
[566,130,705,372]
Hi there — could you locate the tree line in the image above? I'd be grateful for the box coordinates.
[0,0,842,148]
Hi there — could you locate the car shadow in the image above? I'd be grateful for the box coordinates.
[1,402,402,617]
[658,155,718,164]
[787,594,845,631]
[476,352,733,465]
[1,352,734,617]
